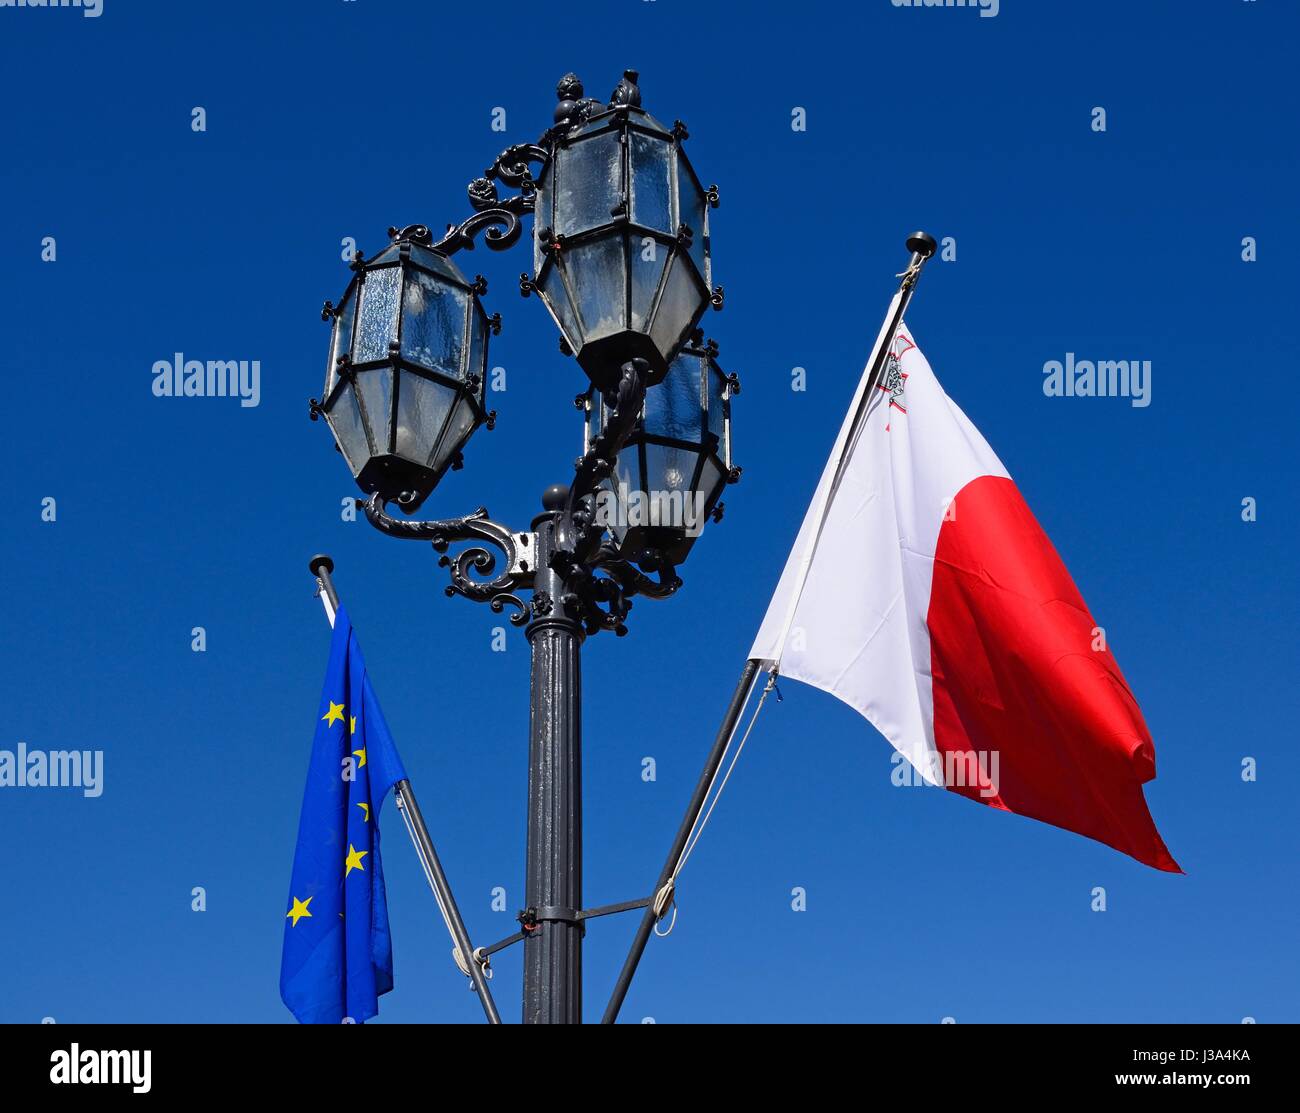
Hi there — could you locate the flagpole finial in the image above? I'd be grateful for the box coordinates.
[905,231,937,259]
[309,554,340,616]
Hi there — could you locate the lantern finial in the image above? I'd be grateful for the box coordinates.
[610,70,641,108]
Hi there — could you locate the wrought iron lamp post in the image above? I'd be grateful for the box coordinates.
[309,71,737,1023]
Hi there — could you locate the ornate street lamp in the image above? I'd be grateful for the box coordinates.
[525,70,722,391]
[311,226,499,513]
[308,70,732,1025]
[583,333,741,567]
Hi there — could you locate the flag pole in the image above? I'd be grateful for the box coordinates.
[601,659,760,1024]
[309,555,502,1025]
[766,230,938,662]
[601,232,938,1023]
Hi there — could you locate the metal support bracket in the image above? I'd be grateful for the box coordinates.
[508,897,654,946]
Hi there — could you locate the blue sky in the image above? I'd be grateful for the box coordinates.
[1,0,1296,1023]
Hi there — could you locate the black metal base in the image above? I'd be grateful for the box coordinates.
[576,329,671,391]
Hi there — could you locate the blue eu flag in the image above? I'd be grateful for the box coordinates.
[280,606,408,1024]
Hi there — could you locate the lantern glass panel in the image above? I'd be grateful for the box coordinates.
[533,163,553,274]
[648,254,701,359]
[402,269,468,378]
[356,366,394,453]
[643,442,699,524]
[629,132,674,234]
[707,364,727,442]
[568,237,627,340]
[583,392,601,453]
[629,236,667,331]
[634,110,672,137]
[573,116,615,138]
[395,369,452,462]
[432,395,478,473]
[539,262,581,346]
[467,309,487,386]
[407,244,463,283]
[679,166,709,283]
[326,381,370,475]
[696,455,724,507]
[556,130,622,237]
[367,245,401,266]
[612,450,637,541]
[326,287,356,397]
[644,356,704,441]
[354,267,402,364]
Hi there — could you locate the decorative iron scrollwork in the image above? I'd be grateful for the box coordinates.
[388,224,435,247]
[485,143,549,191]
[432,208,526,256]
[489,593,530,627]
[595,549,682,601]
[363,496,534,622]
[562,357,649,568]
[548,544,682,639]
[571,359,648,506]
[425,140,550,259]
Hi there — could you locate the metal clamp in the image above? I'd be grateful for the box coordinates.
[532,905,586,937]
[534,904,582,924]
[514,898,653,939]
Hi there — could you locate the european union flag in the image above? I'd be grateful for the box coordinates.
[280,606,408,1024]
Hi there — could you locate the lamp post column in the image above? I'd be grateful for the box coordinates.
[523,485,585,1023]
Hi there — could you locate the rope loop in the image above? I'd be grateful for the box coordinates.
[653,901,678,938]
[650,669,778,938]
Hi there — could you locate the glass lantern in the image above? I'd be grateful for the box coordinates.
[583,334,738,567]
[530,101,716,391]
[316,228,493,513]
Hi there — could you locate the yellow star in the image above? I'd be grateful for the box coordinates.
[286,896,313,926]
[350,715,357,735]
[352,746,367,769]
[321,701,345,727]
[344,844,368,877]
[356,802,370,822]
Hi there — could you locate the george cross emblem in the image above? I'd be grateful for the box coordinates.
[878,332,915,430]
[880,359,907,411]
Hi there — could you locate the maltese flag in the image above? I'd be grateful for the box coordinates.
[751,326,1180,871]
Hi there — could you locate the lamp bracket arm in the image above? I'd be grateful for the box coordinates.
[432,142,551,258]
[548,550,633,638]
[592,548,682,601]
[567,358,649,513]
[362,495,536,624]
[432,207,528,257]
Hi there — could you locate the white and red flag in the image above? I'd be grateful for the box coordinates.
[752,325,1180,871]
